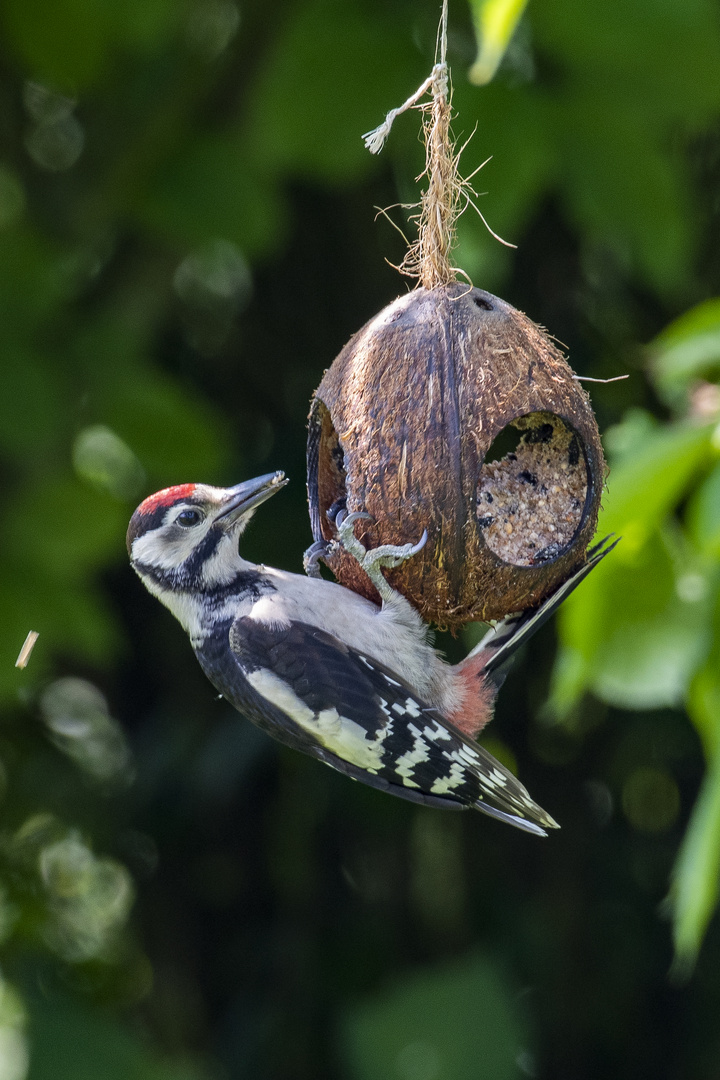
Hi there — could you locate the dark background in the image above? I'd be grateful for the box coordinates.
[1,1,720,1078]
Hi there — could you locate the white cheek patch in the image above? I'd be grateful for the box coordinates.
[132,513,242,589]
[132,526,206,570]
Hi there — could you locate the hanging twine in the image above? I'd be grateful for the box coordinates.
[402,60,459,288]
[363,2,458,288]
[363,0,514,288]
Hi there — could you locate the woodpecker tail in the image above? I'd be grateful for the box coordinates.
[469,535,619,684]
[445,537,618,739]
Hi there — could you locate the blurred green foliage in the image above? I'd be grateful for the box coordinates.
[342,951,529,1080]
[551,302,720,969]
[1,0,720,1077]
[468,0,529,86]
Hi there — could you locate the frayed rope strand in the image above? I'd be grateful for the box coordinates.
[405,62,457,287]
[364,2,455,286]
[361,0,513,287]
[362,67,442,155]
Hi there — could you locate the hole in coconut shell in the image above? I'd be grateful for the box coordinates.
[476,411,588,566]
[482,423,522,464]
[473,293,494,311]
[307,399,347,543]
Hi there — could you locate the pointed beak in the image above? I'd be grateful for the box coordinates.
[215,471,288,527]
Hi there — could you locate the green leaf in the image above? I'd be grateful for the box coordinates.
[687,460,720,559]
[0,0,110,88]
[532,0,720,293]
[650,297,720,405]
[553,530,712,713]
[341,951,529,1080]
[102,368,230,484]
[6,477,128,580]
[596,420,714,548]
[670,738,720,972]
[468,0,530,86]
[140,135,288,260]
[552,416,716,711]
[0,347,69,458]
[658,505,720,969]
[451,81,553,283]
[1,572,119,705]
[0,0,180,88]
[241,0,423,183]
[549,90,694,294]
[534,0,720,124]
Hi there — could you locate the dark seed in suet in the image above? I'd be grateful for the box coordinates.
[523,423,554,445]
[533,542,563,563]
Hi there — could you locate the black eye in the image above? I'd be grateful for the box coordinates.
[176,509,203,528]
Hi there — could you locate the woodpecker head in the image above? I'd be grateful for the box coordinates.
[127,472,287,603]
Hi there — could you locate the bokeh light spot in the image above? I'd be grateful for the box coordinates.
[23,82,76,123]
[174,238,251,305]
[395,1040,441,1080]
[73,425,145,501]
[24,116,84,172]
[622,767,680,833]
[40,677,133,785]
[186,0,240,58]
[39,833,134,962]
[0,979,28,1080]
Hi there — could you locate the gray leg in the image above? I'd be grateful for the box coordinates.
[335,511,428,605]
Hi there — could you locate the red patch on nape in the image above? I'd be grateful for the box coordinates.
[138,484,197,515]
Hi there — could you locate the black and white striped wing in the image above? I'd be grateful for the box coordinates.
[228,617,557,837]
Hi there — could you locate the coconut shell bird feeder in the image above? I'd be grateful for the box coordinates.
[306,28,605,630]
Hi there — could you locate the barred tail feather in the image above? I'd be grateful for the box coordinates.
[473,536,619,679]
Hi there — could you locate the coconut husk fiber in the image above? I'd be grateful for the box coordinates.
[307,282,606,628]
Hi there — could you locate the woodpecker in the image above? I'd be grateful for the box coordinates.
[127,472,615,837]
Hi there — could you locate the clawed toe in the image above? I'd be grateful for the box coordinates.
[335,508,373,531]
[406,529,428,559]
[325,498,347,525]
[303,539,329,579]
[333,510,428,605]
[306,508,428,597]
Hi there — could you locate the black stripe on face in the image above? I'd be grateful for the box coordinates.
[131,526,223,591]
[126,494,206,554]
[183,526,223,579]
[134,545,269,602]
[126,504,166,553]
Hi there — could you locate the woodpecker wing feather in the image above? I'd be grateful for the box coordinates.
[227,617,557,835]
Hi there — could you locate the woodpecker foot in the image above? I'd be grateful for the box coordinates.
[303,540,331,579]
[335,510,428,604]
